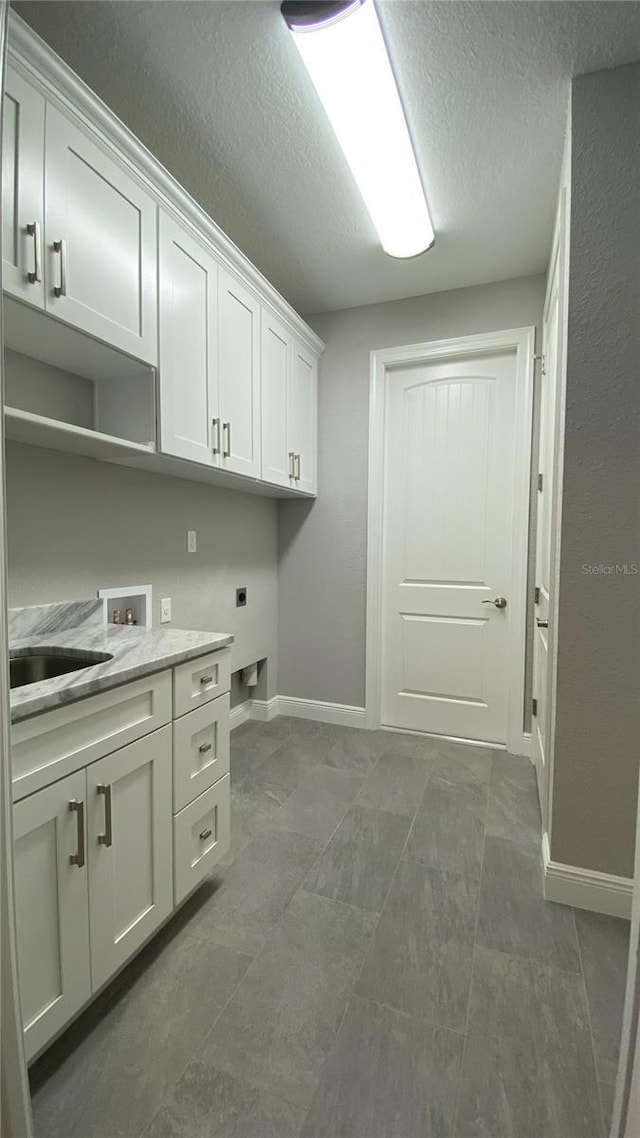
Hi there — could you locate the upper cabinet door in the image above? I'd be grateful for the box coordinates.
[288,340,318,496]
[217,267,261,478]
[261,308,292,489]
[87,725,172,992]
[158,211,218,465]
[44,104,158,364]
[13,769,91,1061]
[2,67,45,307]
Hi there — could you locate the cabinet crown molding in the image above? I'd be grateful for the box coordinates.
[7,10,324,359]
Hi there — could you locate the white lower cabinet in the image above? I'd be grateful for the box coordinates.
[173,774,230,905]
[86,725,173,991]
[13,658,231,1060]
[13,769,91,1061]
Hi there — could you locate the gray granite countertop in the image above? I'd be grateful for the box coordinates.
[9,600,233,723]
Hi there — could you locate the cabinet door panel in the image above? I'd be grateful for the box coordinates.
[45,104,157,363]
[158,211,218,464]
[288,341,317,495]
[261,309,291,488]
[2,67,45,307]
[87,725,172,991]
[14,770,90,1060]
[218,267,260,477]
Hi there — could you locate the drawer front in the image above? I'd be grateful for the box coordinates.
[173,693,230,812]
[12,671,172,802]
[173,775,230,905]
[173,649,231,719]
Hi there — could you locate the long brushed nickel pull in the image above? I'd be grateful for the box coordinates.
[27,221,42,283]
[53,238,67,297]
[97,784,113,847]
[69,800,85,868]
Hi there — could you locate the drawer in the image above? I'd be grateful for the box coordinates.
[173,693,230,812]
[173,775,230,905]
[12,671,172,802]
[173,649,231,719]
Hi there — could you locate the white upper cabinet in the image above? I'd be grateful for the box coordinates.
[288,340,318,495]
[45,105,157,364]
[2,66,45,307]
[217,267,261,478]
[4,19,322,495]
[261,309,292,489]
[158,211,218,465]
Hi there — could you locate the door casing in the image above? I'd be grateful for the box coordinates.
[365,327,535,756]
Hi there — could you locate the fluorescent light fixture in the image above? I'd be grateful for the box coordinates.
[282,0,434,258]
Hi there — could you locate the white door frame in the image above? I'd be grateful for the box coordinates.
[365,326,535,756]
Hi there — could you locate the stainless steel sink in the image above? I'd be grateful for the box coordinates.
[9,648,114,689]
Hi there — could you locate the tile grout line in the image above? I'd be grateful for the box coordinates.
[572,906,609,1138]
[449,768,491,1138]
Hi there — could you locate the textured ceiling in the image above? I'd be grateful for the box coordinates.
[12,0,640,315]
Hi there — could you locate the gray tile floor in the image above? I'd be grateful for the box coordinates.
[30,717,631,1138]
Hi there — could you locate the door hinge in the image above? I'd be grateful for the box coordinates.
[532,697,538,717]
[534,353,547,375]
[534,586,540,605]
[537,472,543,492]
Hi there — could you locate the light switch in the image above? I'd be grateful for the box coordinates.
[160,597,172,623]
[187,530,197,553]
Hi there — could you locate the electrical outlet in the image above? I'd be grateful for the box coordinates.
[160,597,172,623]
[236,587,247,608]
[187,530,197,553]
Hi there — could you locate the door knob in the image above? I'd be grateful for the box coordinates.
[482,597,507,609]
[536,618,549,628]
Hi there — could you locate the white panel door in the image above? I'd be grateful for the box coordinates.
[381,350,518,742]
[13,770,91,1060]
[217,267,260,477]
[2,67,45,307]
[532,229,561,809]
[87,725,172,992]
[288,339,317,495]
[45,104,157,363]
[261,308,291,488]
[158,211,218,464]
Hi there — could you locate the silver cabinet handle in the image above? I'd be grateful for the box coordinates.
[199,828,212,841]
[53,238,67,297]
[482,597,507,609]
[288,451,295,479]
[200,674,213,685]
[536,618,549,628]
[295,454,301,481]
[26,221,41,284]
[97,784,113,847]
[212,418,221,455]
[69,800,85,868]
[198,741,212,754]
[222,422,231,458]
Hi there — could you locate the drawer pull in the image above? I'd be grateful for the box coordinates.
[198,741,212,754]
[200,675,213,685]
[53,238,67,297]
[97,783,113,847]
[199,828,213,841]
[69,799,85,868]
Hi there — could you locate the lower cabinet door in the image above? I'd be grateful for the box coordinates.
[13,770,91,1060]
[174,774,230,905]
[87,725,173,991]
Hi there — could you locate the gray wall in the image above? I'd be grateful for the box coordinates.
[6,442,279,696]
[550,62,640,878]
[279,274,546,710]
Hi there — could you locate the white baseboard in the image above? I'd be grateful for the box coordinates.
[229,696,279,729]
[542,833,633,919]
[276,696,366,729]
[519,731,532,759]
